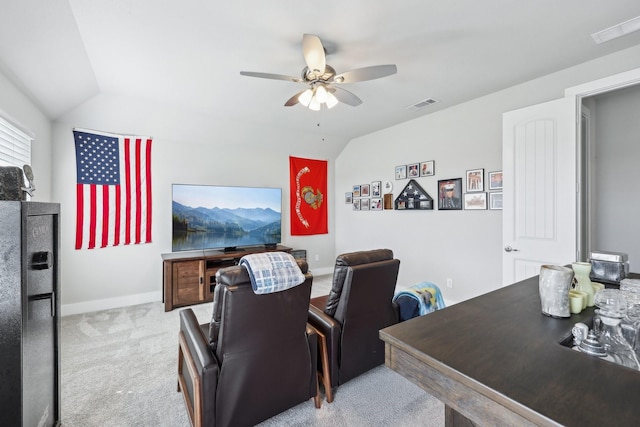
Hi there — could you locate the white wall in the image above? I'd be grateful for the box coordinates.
[591,84,640,271]
[53,94,336,314]
[335,44,640,305]
[0,70,52,200]
[4,43,640,313]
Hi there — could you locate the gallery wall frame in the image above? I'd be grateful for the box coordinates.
[395,165,407,180]
[353,185,361,198]
[489,171,503,190]
[361,184,370,197]
[438,178,463,210]
[464,192,487,210]
[420,160,435,177]
[489,191,503,210]
[345,192,353,204]
[394,179,434,210]
[408,163,419,178]
[466,168,484,192]
[371,197,383,210]
[371,181,381,197]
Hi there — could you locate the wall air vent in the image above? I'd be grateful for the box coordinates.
[591,15,640,44]
[406,98,438,112]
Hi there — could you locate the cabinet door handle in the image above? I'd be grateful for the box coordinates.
[31,251,53,270]
[28,292,55,317]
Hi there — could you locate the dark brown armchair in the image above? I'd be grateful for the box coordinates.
[177,260,320,427]
[308,249,400,402]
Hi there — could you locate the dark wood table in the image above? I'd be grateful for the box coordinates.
[380,274,640,427]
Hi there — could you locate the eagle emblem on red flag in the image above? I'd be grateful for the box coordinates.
[289,156,328,235]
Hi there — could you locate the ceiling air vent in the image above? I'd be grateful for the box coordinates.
[406,98,438,112]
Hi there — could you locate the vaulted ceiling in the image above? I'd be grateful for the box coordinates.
[2,1,640,150]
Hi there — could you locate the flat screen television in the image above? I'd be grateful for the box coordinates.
[172,184,282,252]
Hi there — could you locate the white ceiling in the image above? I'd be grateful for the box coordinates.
[2,0,640,149]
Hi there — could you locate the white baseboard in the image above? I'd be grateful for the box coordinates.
[61,291,162,316]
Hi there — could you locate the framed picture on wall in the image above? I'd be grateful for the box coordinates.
[420,160,435,177]
[361,184,370,197]
[353,185,361,198]
[395,165,407,180]
[466,168,484,192]
[371,197,383,210]
[361,198,370,210]
[489,171,503,190]
[345,192,353,204]
[408,163,420,178]
[438,178,463,210]
[353,199,361,210]
[371,181,381,197]
[489,192,503,210]
[464,192,487,210]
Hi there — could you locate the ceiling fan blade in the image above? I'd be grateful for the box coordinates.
[240,71,302,82]
[302,34,326,74]
[333,64,397,84]
[330,86,362,106]
[284,90,307,107]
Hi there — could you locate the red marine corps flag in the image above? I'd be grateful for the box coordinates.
[289,156,328,235]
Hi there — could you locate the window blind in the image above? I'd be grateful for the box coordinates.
[0,115,32,167]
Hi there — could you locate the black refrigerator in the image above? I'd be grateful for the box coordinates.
[0,201,61,426]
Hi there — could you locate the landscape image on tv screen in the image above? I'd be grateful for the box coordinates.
[172,184,282,252]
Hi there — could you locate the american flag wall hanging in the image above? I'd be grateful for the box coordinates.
[73,128,153,249]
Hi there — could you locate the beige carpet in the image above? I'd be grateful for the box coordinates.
[61,284,444,426]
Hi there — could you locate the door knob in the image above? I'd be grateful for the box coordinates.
[504,246,519,252]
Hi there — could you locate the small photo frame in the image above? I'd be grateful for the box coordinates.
[466,168,484,192]
[371,181,381,197]
[489,192,503,210]
[489,171,503,190]
[345,192,353,204]
[407,163,420,178]
[438,178,463,210]
[420,160,435,177]
[464,192,487,210]
[395,165,407,180]
[361,184,370,197]
[353,185,361,198]
[361,198,370,211]
[371,197,383,210]
[353,199,361,210]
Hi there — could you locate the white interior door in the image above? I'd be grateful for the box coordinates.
[502,97,577,285]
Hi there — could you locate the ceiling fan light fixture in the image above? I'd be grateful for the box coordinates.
[241,34,394,111]
[325,92,339,109]
[315,85,329,103]
[308,97,322,111]
[298,89,313,107]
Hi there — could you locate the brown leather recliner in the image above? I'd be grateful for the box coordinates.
[177,260,320,427]
[308,249,400,402]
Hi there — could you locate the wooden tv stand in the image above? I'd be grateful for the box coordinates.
[162,245,292,312]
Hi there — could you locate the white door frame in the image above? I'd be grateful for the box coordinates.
[568,68,640,261]
[501,67,640,286]
[565,68,640,98]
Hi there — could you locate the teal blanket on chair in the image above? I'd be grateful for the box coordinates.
[393,282,446,320]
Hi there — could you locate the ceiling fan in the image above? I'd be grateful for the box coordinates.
[240,34,397,111]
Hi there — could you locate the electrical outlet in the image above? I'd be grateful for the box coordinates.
[314,254,320,261]
[446,278,453,288]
